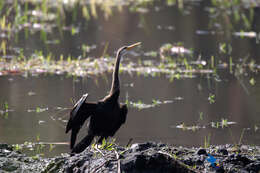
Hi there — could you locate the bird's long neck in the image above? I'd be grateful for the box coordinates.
[109,52,121,95]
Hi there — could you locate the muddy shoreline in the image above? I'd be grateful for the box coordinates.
[1,142,260,172]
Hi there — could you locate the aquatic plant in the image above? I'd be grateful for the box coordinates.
[208,93,215,104]
[209,0,256,32]
[129,99,173,110]
[174,118,237,132]
[204,134,211,148]
[249,78,255,86]
[0,50,216,79]
[0,101,13,119]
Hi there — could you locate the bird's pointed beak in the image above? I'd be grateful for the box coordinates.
[126,42,141,50]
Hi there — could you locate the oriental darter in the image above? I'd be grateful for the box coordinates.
[66,42,141,153]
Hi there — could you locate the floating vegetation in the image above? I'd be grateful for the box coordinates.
[143,51,158,58]
[27,107,48,113]
[82,44,97,57]
[219,43,232,55]
[196,30,216,35]
[157,25,175,31]
[0,0,258,82]
[0,101,13,119]
[208,93,215,104]
[0,44,257,83]
[196,30,260,41]
[27,91,36,96]
[175,123,205,132]
[249,78,256,86]
[38,120,46,125]
[210,119,237,129]
[0,52,214,78]
[3,101,8,110]
[12,141,68,156]
[129,99,174,110]
[174,119,237,132]
[159,43,193,59]
[35,107,48,113]
[129,100,155,110]
[233,31,259,38]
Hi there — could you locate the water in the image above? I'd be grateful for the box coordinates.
[1,0,260,157]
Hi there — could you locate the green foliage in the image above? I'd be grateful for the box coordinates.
[249,78,255,86]
[71,26,78,36]
[199,112,203,121]
[4,101,8,110]
[32,154,40,160]
[36,134,40,142]
[93,138,116,152]
[35,107,48,113]
[204,134,211,148]
[221,118,228,128]
[129,99,173,110]
[82,5,90,21]
[14,144,22,151]
[208,93,215,104]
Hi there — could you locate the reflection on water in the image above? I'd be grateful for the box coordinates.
[0,1,260,157]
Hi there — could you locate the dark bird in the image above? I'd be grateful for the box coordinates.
[66,42,141,153]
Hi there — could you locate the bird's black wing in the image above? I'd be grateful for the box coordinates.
[65,93,97,149]
[66,93,88,133]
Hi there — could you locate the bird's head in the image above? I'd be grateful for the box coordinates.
[117,42,141,57]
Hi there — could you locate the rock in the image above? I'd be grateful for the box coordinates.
[1,161,18,171]
[130,142,157,152]
[196,148,207,155]
[217,148,228,155]
[234,154,252,166]
[183,157,193,166]
[194,155,206,165]
[245,161,260,172]
[121,151,195,173]
[0,143,260,173]
[0,143,13,151]
[215,166,225,173]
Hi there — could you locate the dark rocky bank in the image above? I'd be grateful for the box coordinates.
[0,142,260,173]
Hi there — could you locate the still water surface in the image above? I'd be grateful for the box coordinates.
[0,1,260,156]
